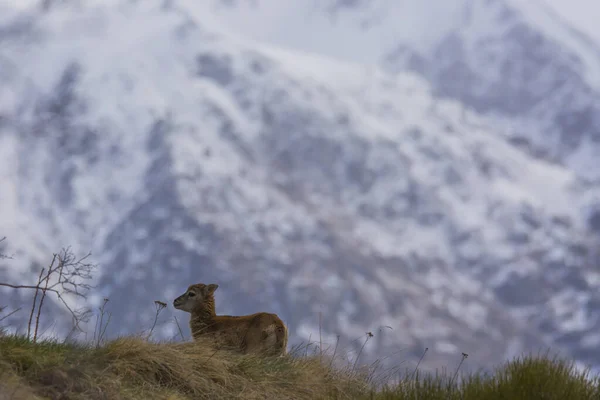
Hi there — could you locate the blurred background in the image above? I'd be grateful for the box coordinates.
[1,0,600,374]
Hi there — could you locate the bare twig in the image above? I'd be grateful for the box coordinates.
[451,352,469,387]
[95,298,110,348]
[305,333,312,357]
[0,306,21,323]
[329,334,341,368]
[27,267,46,341]
[0,282,57,291]
[173,316,185,341]
[98,312,112,346]
[63,316,81,344]
[409,347,429,381]
[0,236,13,260]
[34,259,54,342]
[93,310,100,344]
[318,310,323,361]
[1,248,96,342]
[37,320,57,340]
[147,300,167,340]
[366,349,408,386]
[352,331,374,373]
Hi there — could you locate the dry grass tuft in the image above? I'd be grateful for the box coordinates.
[1,332,600,399]
[0,334,366,399]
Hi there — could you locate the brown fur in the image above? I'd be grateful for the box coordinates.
[173,283,288,356]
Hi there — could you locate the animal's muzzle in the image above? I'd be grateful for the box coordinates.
[173,297,182,308]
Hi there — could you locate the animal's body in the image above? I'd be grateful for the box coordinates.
[173,283,288,356]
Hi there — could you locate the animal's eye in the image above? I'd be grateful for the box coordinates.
[187,291,195,297]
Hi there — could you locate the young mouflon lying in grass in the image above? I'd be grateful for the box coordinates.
[173,282,288,356]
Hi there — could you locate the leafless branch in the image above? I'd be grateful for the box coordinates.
[93,298,111,348]
[0,306,21,323]
[0,247,96,342]
[0,236,13,260]
[34,260,54,342]
[147,300,167,340]
[27,267,46,340]
[352,331,374,373]
[173,315,185,341]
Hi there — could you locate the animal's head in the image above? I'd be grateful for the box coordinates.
[173,283,219,312]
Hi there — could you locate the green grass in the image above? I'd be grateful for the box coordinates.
[1,333,599,399]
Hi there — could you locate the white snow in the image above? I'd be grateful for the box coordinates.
[1,0,598,371]
[508,0,600,89]
[172,0,468,65]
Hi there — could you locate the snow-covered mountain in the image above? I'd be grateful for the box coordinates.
[382,0,600,184]
[201,0,600,187]
[1,0,599,372]
[201,0,600,366]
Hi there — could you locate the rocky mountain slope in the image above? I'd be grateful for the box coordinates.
[1,0,599,372]
[203,0,600,210]
[203,0,600,368]
[382,0,600,184]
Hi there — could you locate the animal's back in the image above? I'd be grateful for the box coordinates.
[243,312,288,356]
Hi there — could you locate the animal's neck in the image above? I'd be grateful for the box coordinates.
[191,297,217,327]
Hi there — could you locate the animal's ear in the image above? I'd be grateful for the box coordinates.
[206,284,219,295]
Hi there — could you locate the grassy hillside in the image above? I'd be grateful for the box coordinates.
[1,333,599,400]
[0,249,598,399]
